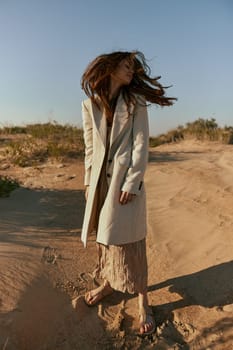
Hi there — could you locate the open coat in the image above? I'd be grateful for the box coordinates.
[81,93,149,247]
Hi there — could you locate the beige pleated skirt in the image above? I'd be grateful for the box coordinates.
[93,126,148,294]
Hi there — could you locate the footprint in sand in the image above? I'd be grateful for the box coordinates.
[41,246,61,264]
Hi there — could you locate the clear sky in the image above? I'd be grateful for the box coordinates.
[0,0,232,136]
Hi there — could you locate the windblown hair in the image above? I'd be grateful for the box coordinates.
[81,50,177,120]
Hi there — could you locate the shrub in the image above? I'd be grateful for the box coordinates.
[0,126,27,134]
[1,122,85,166]
[150,118,233,147]
[0,176,19,197]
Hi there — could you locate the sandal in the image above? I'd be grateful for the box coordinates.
[84,281,113,306]
[138,306,156,336]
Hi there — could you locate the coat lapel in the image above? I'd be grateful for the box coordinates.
[110,93,134,147]
[90,100,107,148]
[90,93,134,149]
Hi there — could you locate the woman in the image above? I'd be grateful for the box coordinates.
[81,51,176,335]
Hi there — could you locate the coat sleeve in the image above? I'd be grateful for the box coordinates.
[121,99,149,195]
[82,100,93,186]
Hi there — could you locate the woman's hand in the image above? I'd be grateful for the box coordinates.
[119,191,136,205]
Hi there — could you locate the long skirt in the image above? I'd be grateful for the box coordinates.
[93,127,148,294]
[94,239,148,294]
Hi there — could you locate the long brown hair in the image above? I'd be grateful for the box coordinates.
[81,50,177,120]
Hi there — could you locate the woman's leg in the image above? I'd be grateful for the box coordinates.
[138,290,155,335]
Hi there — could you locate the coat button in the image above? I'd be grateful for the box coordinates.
[108,159,112,163]
[107,173,111,178]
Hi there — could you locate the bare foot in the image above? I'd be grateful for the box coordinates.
[84,280,113,306]
[139,306,155,335]
[138,291,155,336]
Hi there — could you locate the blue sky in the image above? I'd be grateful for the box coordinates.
[0,0,232,136]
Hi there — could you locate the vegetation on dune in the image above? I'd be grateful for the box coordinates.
[150,118,233,147]
[0,122,85,167]
[0,118,232,169]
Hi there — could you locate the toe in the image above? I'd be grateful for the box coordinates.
[139,325,145,334]
[139,320,155,335]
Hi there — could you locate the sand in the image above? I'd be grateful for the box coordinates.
[0,139,232,349]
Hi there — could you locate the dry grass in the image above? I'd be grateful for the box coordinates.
[1,119,232,167]
[0,122,84,167]
[150,118,233,147]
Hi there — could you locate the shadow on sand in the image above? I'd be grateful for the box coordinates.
[0,186,85,250]
[149,260,233,310]
[149,150,203,163]
[147,260,233,348]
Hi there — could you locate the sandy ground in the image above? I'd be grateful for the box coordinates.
[0,139,232,350]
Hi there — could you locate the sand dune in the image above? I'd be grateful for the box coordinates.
[0,140,232,349]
